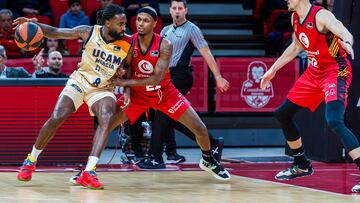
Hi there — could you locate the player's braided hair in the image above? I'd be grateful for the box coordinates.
[96,4,125,25]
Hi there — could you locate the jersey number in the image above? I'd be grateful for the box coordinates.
[93,78,101,86]
[146,85,161,91]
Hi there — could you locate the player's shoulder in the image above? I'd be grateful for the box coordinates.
[122,33,133,44]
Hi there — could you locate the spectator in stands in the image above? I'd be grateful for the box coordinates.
[0,45,31,78]
[0,9,22,57]
[90,0,113,26]
[60,0,89,28]
[139,0,229,169]
[123,0,160,21]
[7,0,53,23]
[43,38,70,56]
[32,50,69,78]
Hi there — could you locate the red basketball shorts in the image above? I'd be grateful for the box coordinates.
[287,64,352,112]
[117,83,190,124]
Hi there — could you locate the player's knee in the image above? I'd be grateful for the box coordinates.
[49,112,68,125]
[192,122,208,137]
[326,117,344,133]
[274,107,291,127]
[97,112,113,126]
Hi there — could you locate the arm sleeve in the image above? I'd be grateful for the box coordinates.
[190,25,208,50]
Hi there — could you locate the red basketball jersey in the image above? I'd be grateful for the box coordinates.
[131,33,171,95]
[293,5,349,72]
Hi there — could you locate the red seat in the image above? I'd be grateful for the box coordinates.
[130,16,163,34]
[253,0,266,19]
[65,39,82,56]
[49,0,70,27]
[263,9,289,38]
[26,15,51,25]
[82,0,124,16]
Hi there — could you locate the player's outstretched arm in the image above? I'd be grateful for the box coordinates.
[13,17,91,41]
[114,38,173,87]
[260,35,302,89]
[316,10,354,59]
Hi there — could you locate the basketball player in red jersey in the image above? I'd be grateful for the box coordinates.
[261,0,360,192]
[110,7,231,181]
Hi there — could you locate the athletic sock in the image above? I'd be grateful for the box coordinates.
[201,150,213,163]
[85,156,99,171]
[30,145,43,161]
[292,147,310,168]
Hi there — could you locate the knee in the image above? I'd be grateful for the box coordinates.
[326,117,344,132]
[274,107,291,126]
[48,111,69,126]
[193,122,208,137]
[97,112,113,126]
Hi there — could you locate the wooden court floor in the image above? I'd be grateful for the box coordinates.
[1,171,359,203]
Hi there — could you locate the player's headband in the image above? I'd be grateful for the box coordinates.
[137,7,158,21]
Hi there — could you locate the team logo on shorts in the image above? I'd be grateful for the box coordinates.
[241,61,274,108]
[70,83,82,93]
[299,32,309,48]
[138,60,154,74]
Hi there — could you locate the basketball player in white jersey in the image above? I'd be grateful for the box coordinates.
[13,4,133,189]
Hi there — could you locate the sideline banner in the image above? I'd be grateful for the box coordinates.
[216,57,300,112]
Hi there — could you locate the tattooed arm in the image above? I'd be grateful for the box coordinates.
[13,17,91,41]
[114,38,173,87]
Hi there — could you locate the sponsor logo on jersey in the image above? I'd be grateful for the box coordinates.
[138,60,154,74]
[113,46,121,51]
[299,32,310,48]
[150,50,159,57]
[306,22,313,29]
[168,99,184,114]
[241,61,274,108]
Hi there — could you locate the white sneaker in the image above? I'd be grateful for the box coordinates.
[199,158,231,181]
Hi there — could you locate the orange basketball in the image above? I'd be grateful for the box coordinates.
[14,22,43,51]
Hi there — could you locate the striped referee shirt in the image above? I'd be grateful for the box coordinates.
[160,21,208,68]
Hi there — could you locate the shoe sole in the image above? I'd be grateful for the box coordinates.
[166,160,185,164]
[199,162,231,181]
[275,171,314,181]
[17,178,31,182]
[87,186,104,190]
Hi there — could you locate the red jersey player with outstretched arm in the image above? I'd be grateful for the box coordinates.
[261,0,360,193]
[110,7,231,181]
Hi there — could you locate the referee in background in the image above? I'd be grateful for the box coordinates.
[139,0,229,169]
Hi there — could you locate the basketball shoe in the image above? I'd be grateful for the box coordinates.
[17,154,36,182]
[166,152,186,164]
[138,158,166,169]
[199,158,231,181]
[275,164,313,180]
[352,183,360,192]
[75,168,104,190]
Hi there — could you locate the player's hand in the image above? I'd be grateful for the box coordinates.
[338,39,354,60]
[121,87,131,110]
[32,48,44,71]
[12,17,38,30]
[114,78,128,86]
[215,75,230,92]
[260,68,276,90]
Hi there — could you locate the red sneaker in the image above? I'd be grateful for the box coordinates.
[76,170,104,190]
[17,154,36,182]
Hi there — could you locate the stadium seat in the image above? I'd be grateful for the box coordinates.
[83,0,124,16]
[49,0,70,27]
[263,9,289,38]
[26,15,51,25]
[66,39,83,56]
[253,0,266,19]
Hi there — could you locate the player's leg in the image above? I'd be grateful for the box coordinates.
[17,87,78,182]
[321,71,360,192]
[75,93,128,190]
[176,106,230,180]
[274,70,322,180]
[273,99,314,180]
